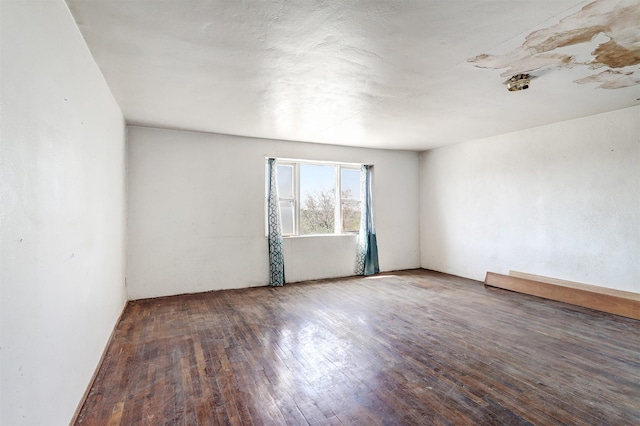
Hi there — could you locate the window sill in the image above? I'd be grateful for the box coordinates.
[282,233,358,239]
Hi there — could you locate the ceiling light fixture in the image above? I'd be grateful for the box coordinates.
[507,73,531,91]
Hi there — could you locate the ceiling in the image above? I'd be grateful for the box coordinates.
[66,0,640,151]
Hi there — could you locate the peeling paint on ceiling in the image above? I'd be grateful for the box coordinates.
[469,0,640,89]
[66,0,638,150]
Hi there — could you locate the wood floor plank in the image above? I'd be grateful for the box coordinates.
[75,270,640,425]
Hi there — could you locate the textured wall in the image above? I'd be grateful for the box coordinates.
[126,126,420,299]
[420,106,640,293]
[0,2,127,424]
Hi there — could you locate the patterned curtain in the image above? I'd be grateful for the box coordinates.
[355,165,380,276]
[267,158,285,286]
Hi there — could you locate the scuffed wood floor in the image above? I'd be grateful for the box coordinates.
[75,270,640,425]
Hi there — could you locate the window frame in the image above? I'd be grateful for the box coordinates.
[267,159,362,237]
[276,161,298,236]
[338,167,362,234]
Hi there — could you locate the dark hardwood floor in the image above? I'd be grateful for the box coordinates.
[75,270,640,425]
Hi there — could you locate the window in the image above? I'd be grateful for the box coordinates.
[340,168,361,233]
[276,164,295,235]
[267,160,362,236]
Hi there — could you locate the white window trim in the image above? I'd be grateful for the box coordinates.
[266,158,363,238]
[277,161,299,236]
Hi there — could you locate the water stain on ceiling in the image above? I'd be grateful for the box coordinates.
[469,0,640,89]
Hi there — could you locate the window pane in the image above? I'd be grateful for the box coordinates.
[342,200,361,233]
[341,168,360,200]
[300,164,335,235]
[277,165,293,199]
[279,200,295,235]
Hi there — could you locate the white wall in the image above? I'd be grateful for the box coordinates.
[126,126,420,299]
[420,106,640,293]
[0,2,127,424]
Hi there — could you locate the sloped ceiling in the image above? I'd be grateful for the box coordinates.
[66,0,640,150]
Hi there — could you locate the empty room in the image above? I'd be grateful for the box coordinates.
[1,0,639,425]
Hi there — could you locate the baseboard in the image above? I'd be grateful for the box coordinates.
[70,302,128,425]
[484,272,640,320]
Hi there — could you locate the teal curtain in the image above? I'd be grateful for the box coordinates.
[267,158,285,286]
[355,165,379,276]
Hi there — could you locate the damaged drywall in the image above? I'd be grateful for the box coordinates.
[469,0,640,89]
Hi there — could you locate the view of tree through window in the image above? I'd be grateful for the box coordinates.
[341,168,361,233]
[300,165,335,234]
[271,161,362,236]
